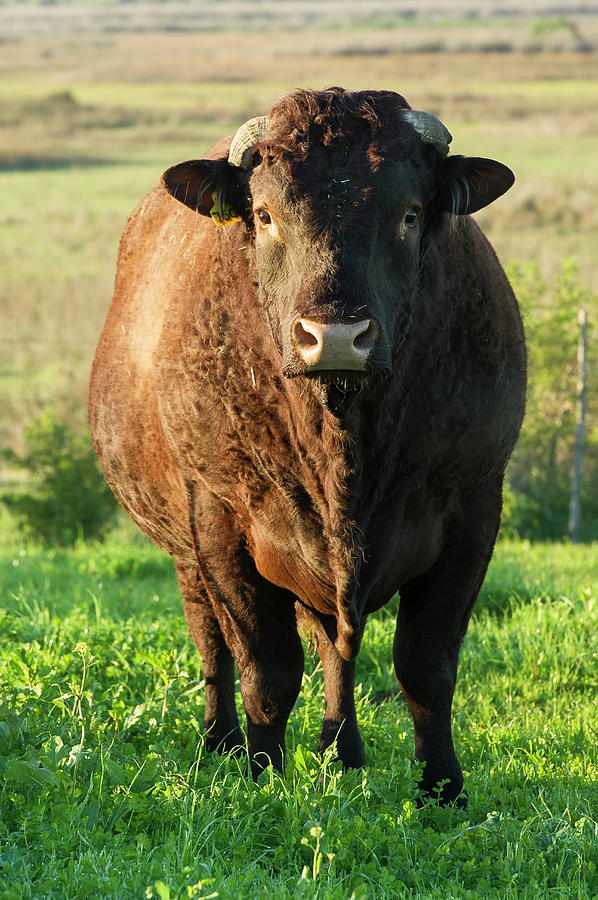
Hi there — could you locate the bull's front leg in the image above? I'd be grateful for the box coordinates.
[234,586,304,777]
[197,573,303,776]
[203,570,303,777]
[297,606,365,768]
[394,484,502,805]
[185,493,304,777]
[176,562,244,754]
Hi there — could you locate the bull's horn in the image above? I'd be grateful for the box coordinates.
[228,115,269,170]
[403,110,452,156]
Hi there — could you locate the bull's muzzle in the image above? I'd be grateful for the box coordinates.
[292,317,379,372]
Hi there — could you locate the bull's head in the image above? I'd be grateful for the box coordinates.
[162,88,514,415]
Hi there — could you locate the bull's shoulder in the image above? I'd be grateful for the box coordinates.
[117,185,208,264]
[454,217,524,356]
[117,133,234,257]
[427,216,510,288]
[423,216,523,347]
[407,216,525,471]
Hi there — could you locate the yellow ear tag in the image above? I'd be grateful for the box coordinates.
[209,192,242,226]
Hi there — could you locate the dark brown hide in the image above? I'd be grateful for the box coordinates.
[89,88,525,804]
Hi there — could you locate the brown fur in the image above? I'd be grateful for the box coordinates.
[89,88,526,803]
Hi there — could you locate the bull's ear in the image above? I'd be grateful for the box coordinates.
[161,158,246,225]
[437,156,514,215]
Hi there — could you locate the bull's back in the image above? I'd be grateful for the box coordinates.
[89,187,209,558]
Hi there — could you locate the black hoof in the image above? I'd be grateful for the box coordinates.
[456,789,469,809]
[417,780,468,808]
[205,726,245,756]
[317,720,365,769]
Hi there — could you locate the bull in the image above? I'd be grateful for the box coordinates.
[89,87,526,804]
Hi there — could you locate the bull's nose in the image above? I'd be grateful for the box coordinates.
[292,317,379,371]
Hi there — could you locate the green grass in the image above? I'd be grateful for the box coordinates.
[1,525,597,899]
[2,15,598,894]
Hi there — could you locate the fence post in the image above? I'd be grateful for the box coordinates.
[568,308,588,542]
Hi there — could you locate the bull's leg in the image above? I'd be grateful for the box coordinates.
[179,558,303,773]
[317,646,365,768]
[393,485,502,805]
[234,584,305,778]
[298,607,365,768]
[183,492,304,778]
[176,562,243,753]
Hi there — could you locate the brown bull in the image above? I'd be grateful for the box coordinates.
[89,87,526,804]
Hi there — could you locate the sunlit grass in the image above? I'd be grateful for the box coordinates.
[2,11,598,893]
[1,532,597,898]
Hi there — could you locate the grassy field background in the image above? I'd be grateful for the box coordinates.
[1,2,598,897]
[1,2,598,457]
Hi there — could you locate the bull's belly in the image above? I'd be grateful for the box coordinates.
[361,508,446,611]
[247,501,447,616]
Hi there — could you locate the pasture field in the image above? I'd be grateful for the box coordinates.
[1,5,598,897]
[1,6,598,459]
[1,525,597,899]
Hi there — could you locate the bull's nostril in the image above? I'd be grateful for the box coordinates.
[353,319,379,352]
[292,316,378,371]
[294,320,319,349]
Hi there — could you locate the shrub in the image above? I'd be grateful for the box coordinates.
[1,411,118,545]
[504,261,597,540]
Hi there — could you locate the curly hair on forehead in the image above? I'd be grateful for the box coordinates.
[259,87,413,166]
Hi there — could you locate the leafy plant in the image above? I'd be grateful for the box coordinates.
[1,410,118,544]
[503,261,597,540]
[530,17,582,45]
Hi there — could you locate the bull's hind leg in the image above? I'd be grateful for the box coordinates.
[393,483,502,805]
[298,607,365,768]
[176,562,243,754]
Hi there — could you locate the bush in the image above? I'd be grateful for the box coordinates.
[504,261,597,541]
[1,411,118,545]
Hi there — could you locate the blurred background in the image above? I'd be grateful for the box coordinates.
[1,0,597,543]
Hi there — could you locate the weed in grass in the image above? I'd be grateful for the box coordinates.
[2,409,119,544]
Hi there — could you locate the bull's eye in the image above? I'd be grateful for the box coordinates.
[257,209,272,228]
[397,208,420,242]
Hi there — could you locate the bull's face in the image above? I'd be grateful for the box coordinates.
[163,89,514,415]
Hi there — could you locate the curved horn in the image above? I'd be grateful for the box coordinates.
[228,115,269,170]
[403,110,452,156]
